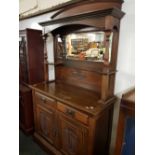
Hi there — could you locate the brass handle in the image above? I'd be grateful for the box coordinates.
[66,109,75,117]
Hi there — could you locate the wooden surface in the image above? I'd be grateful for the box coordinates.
[19,29,44,85]
[32,87,115,155]
[32,82,116,116]
[19,84,34,134]
[45,3,124,101]
[19,29,45,134]
[31,0,125,154]
[40,8,124,26]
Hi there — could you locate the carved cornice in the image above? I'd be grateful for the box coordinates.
[39,8,125,26]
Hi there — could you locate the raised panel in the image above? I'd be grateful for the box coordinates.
[63,128,78,155]
[56,66,101,92]
[36,105,56,144]
[59,114,88,155]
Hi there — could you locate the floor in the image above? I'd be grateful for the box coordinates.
[19,130,48,155]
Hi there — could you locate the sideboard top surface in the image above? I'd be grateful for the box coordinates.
[32,82,115,116]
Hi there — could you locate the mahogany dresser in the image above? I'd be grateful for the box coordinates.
[31,0,125,154]
[19,29,44,134]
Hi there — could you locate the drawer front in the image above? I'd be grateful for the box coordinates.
[35,92,57,110]
[57,102,89,125]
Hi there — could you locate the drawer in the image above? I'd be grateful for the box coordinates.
[57,102,89,125]
[35,92,57,109]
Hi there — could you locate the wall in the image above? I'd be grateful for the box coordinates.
[20,0,71,17]
[114,0,135,95]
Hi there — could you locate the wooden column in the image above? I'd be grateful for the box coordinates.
[43,34,49,82]
[103,31,112,66]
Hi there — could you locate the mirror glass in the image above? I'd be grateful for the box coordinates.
[63,31,113,62]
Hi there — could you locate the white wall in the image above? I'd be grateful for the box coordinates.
[20,0,71,17]
[115,0,135,95]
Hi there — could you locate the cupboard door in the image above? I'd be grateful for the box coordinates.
[36,105,57,144]
[59,114,88,155]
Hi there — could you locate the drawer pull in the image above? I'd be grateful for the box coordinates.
[66,109,75,117]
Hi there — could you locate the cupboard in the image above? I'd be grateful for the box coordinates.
[32,0,125,154]
[19,29,44,85]
[32,83,115,155]
[19,29,44,134]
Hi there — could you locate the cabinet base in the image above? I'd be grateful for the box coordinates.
[33,132,62,155]
[19,122,34,135]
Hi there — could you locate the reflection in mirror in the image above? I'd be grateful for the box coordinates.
[64,31,113,62]
[57,35,65,59]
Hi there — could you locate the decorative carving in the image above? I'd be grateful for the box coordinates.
[40,112,48,136]
[63,128,78,155]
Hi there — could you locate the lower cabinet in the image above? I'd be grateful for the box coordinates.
[35,104,88,155]
[33,91,114,155]
[36,105,57,145]
[19,84,34,134]
[59,114,88,155]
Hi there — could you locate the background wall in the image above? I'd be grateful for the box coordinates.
[20,0,71,17]
[115,0,135,95]
[19,0,135,154]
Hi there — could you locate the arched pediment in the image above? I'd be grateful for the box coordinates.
[51,0,122,20]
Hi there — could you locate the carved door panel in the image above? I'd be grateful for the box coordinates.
[36,105,57,144]
[59,114,88,155]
